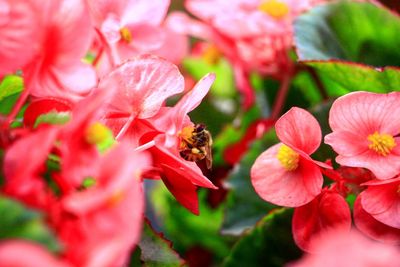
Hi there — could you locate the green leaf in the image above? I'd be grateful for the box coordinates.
[221,131,278,236]
[150,186,231,263]
[0,75,23,102]
[223,209,301,267]
[294,1,400,92]
[138,221,185,267]
[34,111,71,128]
[0,195,60,251]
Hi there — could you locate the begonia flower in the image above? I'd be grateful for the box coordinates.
[287,228,400,267]
[251,107,325,207]
[292,189,351,252]
[325,92,400,180]
[23,0,96,101]
[87,0,188,67]
[358,177,400,229]
[184,0,324,108]
[354,195,400,244]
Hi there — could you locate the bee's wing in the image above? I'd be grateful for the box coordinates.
[205,144,213,169]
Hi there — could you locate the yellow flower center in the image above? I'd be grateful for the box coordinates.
[277,144,299,171]
[85,122,111,145]
[259,0,289,19]
[202,44,222,65]
[367,132,396,156]
[120,27,132,43]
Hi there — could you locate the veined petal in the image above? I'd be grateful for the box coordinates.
[275,107,321,155]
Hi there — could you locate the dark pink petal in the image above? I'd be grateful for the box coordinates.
[161,164,199,215]
[275,107,321,155]
[99,55,185,119]
[292,191,351,252]
[0,241,70,267]
[328,91,400,136]
[251,144,323,207]
[360,181,400,229]
[23,98,72,128]
[354,196,400,244]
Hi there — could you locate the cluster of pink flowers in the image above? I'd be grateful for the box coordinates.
[0,0,217,265]
[251,91,400,252]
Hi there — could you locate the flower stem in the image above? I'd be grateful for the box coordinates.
[271,74,292,120]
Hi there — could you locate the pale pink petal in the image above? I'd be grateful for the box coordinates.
[328,91,400,136]
[360,181,400,229]
[164,12,213,40]
[101,14,122,44]
[250,143,323,207]
[53,63,97,95]
[99,55,185,119]
[0,241,70,267]
[122,0,170,26]
[275,107,321,155]
[354,196,400,244]
[127,23,166,51]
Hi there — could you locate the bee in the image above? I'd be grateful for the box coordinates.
[178,123,213,169]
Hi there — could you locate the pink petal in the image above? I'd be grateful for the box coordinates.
[275,107,321,155]
[53,63,97,95]
[335,149,400,180]
[173,73,215,128]
[126,23,166,51]
[99,55,185,119]
[122,0,170,26]
[0,241,70,267]
[328,91,400,136]
[161,164,199,215]
[354,196,400,244]
[0,0,40,75]
[293,191,351,252]
[250,143,323,207]
[100,14,122,44]
[324,130,368,157]
[360,181,400,229]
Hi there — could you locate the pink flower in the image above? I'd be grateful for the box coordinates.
[99,55,217,214]
[87,0,188,67]
[23,0,96,101]
[325,92,400,180]
[354,195,400,244]
[287,228,400,267]
[251,107,325,207]
[0,240,70,267]
[184,0,323,108]
[57,144,149,267]
[292,189,351,251]
[0,0,40,77]
[358,177,400,230]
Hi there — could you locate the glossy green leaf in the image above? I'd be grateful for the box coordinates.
[138,222,185,267]
[223,209,301,267]
[294,1,400,92]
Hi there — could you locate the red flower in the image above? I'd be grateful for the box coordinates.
[251,107,325,207]
[325,92,400,180]
[292,189,351,252]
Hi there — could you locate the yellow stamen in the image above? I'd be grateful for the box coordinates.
[259,0,290,19]
[120,27,132,43]
[367,132,396,156]
[277,144,299,171]
[202,44,222,65]
[85,122,111,145]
